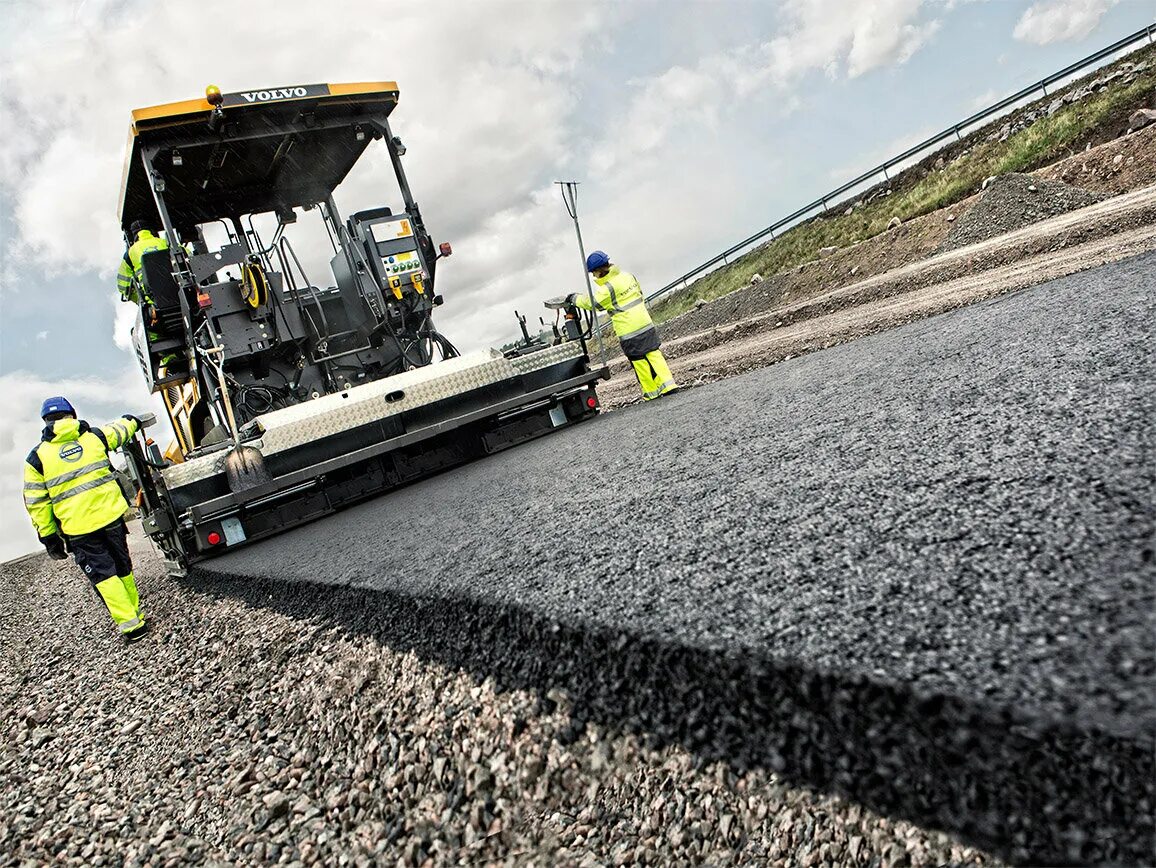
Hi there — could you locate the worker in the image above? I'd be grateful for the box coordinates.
[23,396,148,641]
[116,220,169,305]
[548,250,679,400]
[117,220,181,367]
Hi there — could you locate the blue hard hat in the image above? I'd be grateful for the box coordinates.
[40,396,76,418]
[585,250,610,272]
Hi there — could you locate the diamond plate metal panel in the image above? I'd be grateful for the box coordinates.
[161,450,229,489]
[258,350,511,455]
[508,342,584,373]
[160,343,590,491]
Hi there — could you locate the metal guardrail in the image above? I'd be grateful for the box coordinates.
[647,22,1156,305]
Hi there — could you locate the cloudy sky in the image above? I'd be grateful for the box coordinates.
[1,0,1151,559]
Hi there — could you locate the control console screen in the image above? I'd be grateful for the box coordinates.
[370,218,414,245]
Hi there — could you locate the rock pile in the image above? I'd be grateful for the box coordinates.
[940,173,1103,252]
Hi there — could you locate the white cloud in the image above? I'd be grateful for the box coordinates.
[1013,0,1118,45]
[590,64,726,174]
[35,331,48,341]
[766,0,942,81]
[0,367,162,562]
[969,88,1002,111]
[113,300,138,353]
[591,0,941,176]
[824,121,942,183]
[0,0,612,284]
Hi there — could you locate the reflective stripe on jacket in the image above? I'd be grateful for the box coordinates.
[23,417,139,537]
[573,265,656,341]
[116,230,169,303]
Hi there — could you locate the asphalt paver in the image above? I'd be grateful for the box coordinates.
[199,251,1155,864]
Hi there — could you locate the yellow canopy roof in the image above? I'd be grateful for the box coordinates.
[118,82,400,230]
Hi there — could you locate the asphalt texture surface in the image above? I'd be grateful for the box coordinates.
[199,251,1155,864]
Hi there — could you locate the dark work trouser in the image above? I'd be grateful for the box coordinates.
[70,520,144,635]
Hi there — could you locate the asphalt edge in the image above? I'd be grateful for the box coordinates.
[188,566,1154,865]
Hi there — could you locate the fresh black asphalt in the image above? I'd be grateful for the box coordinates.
[198,251,1155,864]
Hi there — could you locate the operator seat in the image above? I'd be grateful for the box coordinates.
[139,248,183,330]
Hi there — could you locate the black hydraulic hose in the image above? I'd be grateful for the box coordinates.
[433,330,460,359]
[128,437,168,471]
[573,307,594,341]
[410,308,459,360]
[269,280,295,342]
[245,216,284,262]
[379,320,409,372]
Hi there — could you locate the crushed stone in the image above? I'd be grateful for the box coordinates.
[939,173,1103,253]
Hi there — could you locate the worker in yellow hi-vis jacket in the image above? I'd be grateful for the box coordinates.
[23,396,147,641]
[116,220,169,305]
[548,250,679,401]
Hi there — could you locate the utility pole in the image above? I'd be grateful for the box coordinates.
[556,181,608,367]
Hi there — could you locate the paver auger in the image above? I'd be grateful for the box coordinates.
[116,82,607,576]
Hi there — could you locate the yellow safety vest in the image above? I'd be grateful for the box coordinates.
[573,265,655,341]
[116,230,170,303]
[23,417,139,537]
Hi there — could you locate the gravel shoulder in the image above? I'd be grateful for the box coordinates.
[1,545,994,867]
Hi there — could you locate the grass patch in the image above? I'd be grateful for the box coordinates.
[994,77,1151,174]
[650,57,1155,324]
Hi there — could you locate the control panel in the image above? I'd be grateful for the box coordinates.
[333,207,435,328]
[381,249,426,298]
[365,213,427,299]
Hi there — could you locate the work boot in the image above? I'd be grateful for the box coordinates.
[123,620,150,643]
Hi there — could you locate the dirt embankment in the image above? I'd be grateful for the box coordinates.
[654,123,1156,347]
[642,43,1154,327]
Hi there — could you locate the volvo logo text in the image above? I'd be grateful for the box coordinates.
[59,442,84,462]
[240,87,308,103]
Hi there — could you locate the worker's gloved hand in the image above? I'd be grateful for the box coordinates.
[122,414,142,426]
[40,534,68,561]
